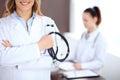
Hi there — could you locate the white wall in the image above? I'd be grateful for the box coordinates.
[69,0,100,39]
[99,0,120,57]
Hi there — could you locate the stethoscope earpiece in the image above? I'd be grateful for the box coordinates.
[46,24,54,27]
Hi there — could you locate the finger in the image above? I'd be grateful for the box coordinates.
[2,40,12,47]
[2,40,10,46]
[2,40,9,44]
[47,35,53,39]
[1,42,8,47]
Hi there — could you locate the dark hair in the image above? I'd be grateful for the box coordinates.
[84,6,101,26]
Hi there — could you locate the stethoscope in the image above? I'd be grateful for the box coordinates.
[81,31,100,48]
[45,24,70,62]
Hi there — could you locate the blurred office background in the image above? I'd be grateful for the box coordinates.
[0,0,120,80]
[68,0,120,80]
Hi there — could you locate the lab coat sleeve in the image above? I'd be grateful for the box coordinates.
[0,27,40,65]
[81,39,107,70]
[0,44,40,65]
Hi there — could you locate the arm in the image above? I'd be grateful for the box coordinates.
[81,43,106,70]
[0,41,40,65]
[74,39,107,70]
[0,27,53,66]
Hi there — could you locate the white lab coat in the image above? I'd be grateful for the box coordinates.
[68,29,107,73]
[0,13,59,80]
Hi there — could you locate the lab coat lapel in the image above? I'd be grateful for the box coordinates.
[30,16,45,41]
[11,14,30,37]
[9,14,46,45]
[8,14,30,45]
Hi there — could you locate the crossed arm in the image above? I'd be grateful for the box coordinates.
[1,35,54,51]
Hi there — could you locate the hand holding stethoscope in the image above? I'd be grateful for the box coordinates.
[44,24,70,62]
[37,35,54,51]
[2,24,70,62]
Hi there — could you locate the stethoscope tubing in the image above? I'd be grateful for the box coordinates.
[48,32,70,62]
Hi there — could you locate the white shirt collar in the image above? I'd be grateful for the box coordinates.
[84,29,100,41]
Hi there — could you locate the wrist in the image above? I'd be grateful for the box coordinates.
[38,42,44,51]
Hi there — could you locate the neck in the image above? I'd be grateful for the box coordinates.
[88,25,97,34]
[16,9,32,22]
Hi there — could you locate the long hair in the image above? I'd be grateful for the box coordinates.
[2,0,43,17]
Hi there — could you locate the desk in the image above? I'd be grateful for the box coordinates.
[51,71,105,80]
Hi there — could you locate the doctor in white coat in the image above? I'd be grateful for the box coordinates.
[0,0,59,80]
[67,6,107,74]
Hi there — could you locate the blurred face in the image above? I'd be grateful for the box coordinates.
[15,0,34,12]
[82,12,97,30]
